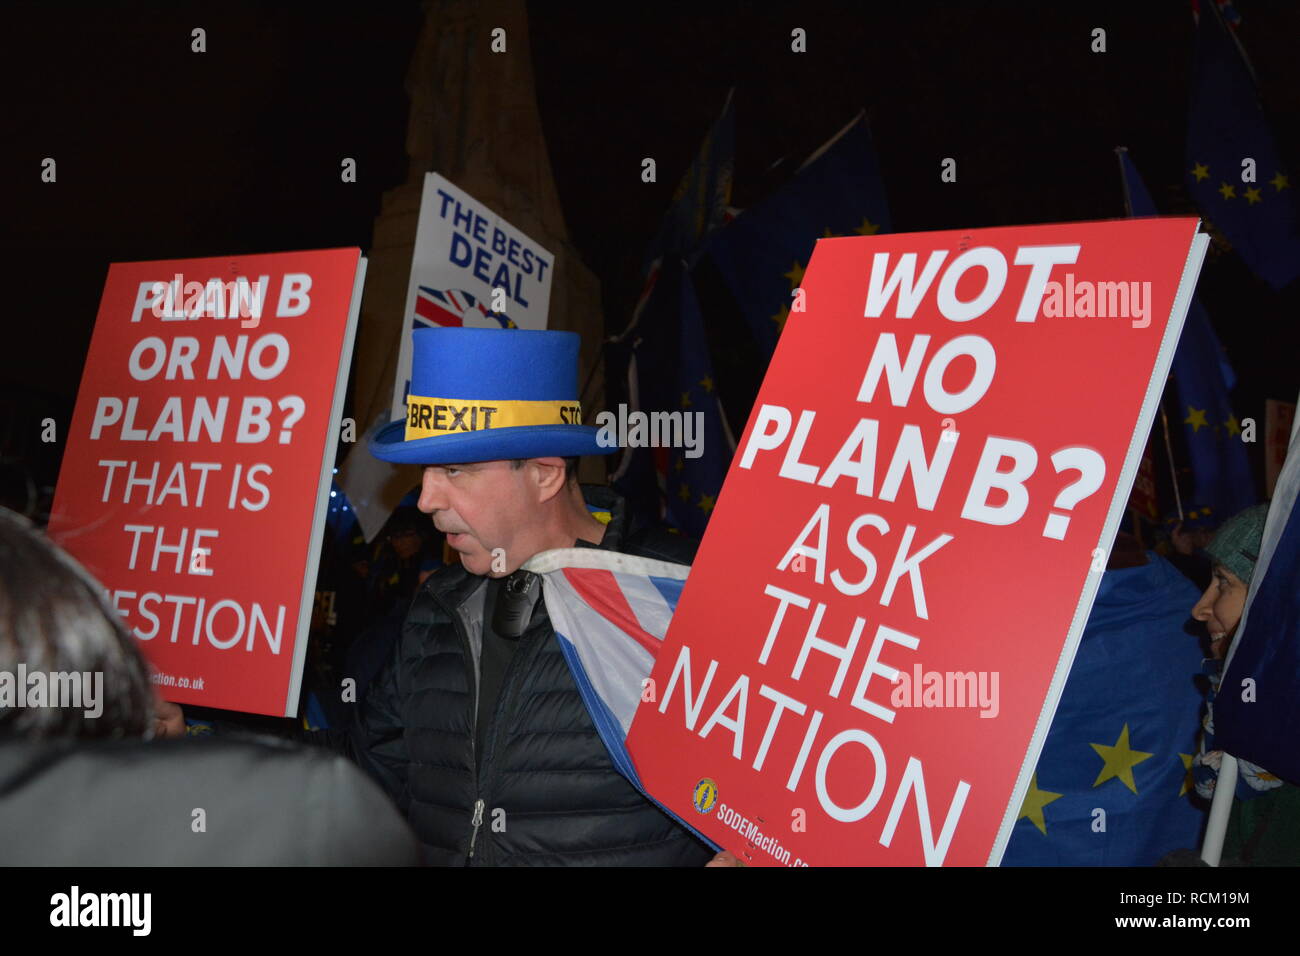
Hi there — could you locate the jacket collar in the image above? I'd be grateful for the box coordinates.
[575,483,628,553]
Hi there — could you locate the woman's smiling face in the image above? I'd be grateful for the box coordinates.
[1191,564,1248,659]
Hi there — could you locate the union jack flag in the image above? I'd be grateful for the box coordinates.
[413,286,515,329]
[522,547,720,849]
[1191,0,1241,29]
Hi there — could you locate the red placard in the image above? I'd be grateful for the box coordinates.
[47,249,365,716]
[627,218,1206,866]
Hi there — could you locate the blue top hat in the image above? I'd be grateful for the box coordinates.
[368,327,615,465]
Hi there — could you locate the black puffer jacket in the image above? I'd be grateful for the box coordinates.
[350,486,714,866]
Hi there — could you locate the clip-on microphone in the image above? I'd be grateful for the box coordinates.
[492,569,541,638]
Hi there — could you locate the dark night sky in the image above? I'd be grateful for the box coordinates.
[4,1,1298,502]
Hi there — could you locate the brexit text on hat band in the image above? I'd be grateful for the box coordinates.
[404,396,581,440]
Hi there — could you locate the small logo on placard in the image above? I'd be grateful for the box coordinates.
[693,777,718,814]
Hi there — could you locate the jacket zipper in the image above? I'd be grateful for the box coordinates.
[429,583,487,865]
[471,604,548,865]
[431,570,548,865]
[468,798,485,858]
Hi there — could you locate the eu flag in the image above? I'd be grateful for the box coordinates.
[1003,555,1208,865]
[1216,433,1300,785]
[1185,2,1300,290]
[641,89,735,272]
[701,114,892,355]
[1120,149,1256,519]
[662,263,730,537]
[616,259,731,538]
[611,93,736,532]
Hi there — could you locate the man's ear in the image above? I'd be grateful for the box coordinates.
[529,457,568,503]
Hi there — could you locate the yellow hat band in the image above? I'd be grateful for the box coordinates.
[404,395,583,440]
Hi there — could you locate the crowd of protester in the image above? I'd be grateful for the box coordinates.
[0,483,1294,865]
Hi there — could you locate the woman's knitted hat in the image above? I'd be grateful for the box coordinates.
[1205,502,1270,584]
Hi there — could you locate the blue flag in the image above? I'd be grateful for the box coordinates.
[1003,556,1208,865]
[614,259,731,537]
[1120,149,1256,519]
[662,263,730,537]
[1216,429,1300,785]
[641,90,735,272]
[702,114,891,355]
[1185,2,1300,289]
[613,94,736,534]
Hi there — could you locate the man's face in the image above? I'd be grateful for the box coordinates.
[1191,564,1248,659]
[417,460,535,577]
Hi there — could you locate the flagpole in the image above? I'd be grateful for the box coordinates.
[1160,398,1186,523]
[1200,753,1238,865]
[1115,146,1134,218]
[798,109,866,172]
[1205,0,1258,86]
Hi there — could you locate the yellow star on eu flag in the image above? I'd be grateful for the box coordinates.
[1218,182,1237,200]
[1018,774,1063,835]
[1179,753,1195,797]
[1090,724,1154,793]
[1272,171,1290,192]
[680,391,692,408]
[784,261,806,288]
[678,483,691,501]
[1224,415,1241,437]
[699,375,714,393]
[1185,406,1209,432]
[697,493,716,514]
[1244,187,1262,205]
[1191,162,1210,182]
[771,304,790,331]
[856,217,881,235]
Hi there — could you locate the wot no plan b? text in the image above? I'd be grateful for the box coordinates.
[861,243,1152,327]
